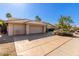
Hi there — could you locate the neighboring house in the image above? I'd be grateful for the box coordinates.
[6,18,46,36]
[43,22,57,31]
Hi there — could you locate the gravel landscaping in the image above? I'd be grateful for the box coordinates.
[0,34,16,56]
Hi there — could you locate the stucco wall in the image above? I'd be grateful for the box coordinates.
[7,24,13,36]
[44,25,46,33]
[26,24,29,34]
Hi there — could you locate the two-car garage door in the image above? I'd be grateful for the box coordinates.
[29,25,43,34]
[13,24,26,35]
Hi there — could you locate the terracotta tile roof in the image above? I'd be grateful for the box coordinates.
[27,21,46,25]
[5,18,46,25]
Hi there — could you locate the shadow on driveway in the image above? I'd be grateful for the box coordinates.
[0,32,54,44]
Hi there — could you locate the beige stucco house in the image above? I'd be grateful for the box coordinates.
[6,18,46,36]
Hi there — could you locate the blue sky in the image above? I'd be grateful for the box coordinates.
[0,3,79,26]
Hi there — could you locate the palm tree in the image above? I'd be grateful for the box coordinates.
[57,16,73,31]
[35,16,41,22]
[6,13,12,19]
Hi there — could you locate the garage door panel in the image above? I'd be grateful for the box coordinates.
[14,24,26,35]
[29,25,43,34]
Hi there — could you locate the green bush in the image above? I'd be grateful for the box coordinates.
[76,27,79,30]
[0,20,7,34]
[3,54,10,56]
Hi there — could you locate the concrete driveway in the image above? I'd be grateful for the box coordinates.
[13,33,72,56]
[0,33,79,56]
[47,38,79,56]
